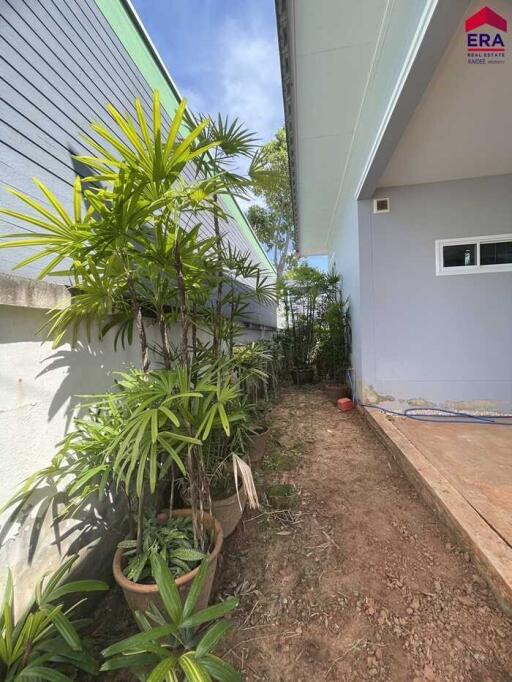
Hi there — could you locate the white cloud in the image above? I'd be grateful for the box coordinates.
[218,18,283,144]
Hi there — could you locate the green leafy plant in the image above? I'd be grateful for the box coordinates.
[247,127,295,277]
[0,556,108,681]
[0,94,223,372]
[0,91,276,584]
[278,264,350,381]
[314,270,350,382]
[281,264,326,371]
[119,514,205,583]
[101,554,240,681]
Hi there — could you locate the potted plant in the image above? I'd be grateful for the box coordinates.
[232,343,272,464]
[0,366,227,615]
[113,509,223,615]
[207,444,258,539]
[104,363,245,612]
[180,444,255,540]
[179,357,261,539]
[102,554,241,680]
[0,91,277,622]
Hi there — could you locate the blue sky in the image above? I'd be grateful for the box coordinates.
[131,0,283,145]
[131,1,327,271]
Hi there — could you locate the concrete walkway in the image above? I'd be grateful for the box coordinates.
[365,409,512,615]
[393,418,512,546]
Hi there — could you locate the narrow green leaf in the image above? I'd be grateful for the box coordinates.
[147,655,178,682]
[183,559,208,620]
[149,553,182,625]
[195,621,233,659]
[101,652,160,671]
[179,653,211,682]
[201,654,241,682]
[49,610,82,651]
[17,666,72,681]
[151,409,158,444]
[33,178,72,225]
[102,625,178,658]
[181,598,238,629]
[48,580,109,602]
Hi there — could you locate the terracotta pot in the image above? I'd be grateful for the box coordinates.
[322,382,351,405]
[249,426,270,464]
[113,509,223,614]
[212,484,247,538]
[291,368,314,385]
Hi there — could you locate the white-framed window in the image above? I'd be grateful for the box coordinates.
[435,234,512,276]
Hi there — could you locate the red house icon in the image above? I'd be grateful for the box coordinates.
[465,6,507,32]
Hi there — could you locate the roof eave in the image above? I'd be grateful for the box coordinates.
[275,0,301,256]
[356,0,471,200]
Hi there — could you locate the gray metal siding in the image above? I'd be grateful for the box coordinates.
[0,0,275,328]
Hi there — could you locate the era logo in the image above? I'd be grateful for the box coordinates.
[465,6,507,59]
[467,33,504,47]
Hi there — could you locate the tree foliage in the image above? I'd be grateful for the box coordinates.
[248,128,295,277]
[280,265,350,378]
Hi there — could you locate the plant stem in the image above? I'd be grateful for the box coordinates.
[191,303,198,368]
[212,194,223,358]
[136,488,145,556]
[123,487,135,538]
[159,314,172,369]
[186,445,199,547]
[174,239,189,367]
[128,279,150,373]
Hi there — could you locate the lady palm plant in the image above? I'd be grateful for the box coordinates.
[0,92,277,370]
[315,269,350,382]
[0,94,223,369]
[0,556,108,681]
[281,264,327,373]
[0,91,276,582]
[1,357,256,561]
[234,342,272,407]
[101,554,240,681]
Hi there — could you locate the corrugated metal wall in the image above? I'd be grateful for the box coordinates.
[0,0,276,326]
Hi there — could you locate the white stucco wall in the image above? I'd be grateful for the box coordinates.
[0,289,160,609]
[0,307,147,498]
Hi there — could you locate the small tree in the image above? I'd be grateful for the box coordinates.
[248,128,295,277]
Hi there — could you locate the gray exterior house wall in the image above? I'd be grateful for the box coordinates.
[356,174,512,412]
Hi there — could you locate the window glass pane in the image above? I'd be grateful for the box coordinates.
[480,241,512,265]
[443,243,476,268]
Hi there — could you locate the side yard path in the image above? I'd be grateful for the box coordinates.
[217,386,512,681]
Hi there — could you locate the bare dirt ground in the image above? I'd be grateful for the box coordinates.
[81,385,512,681]
[216,385,512,681]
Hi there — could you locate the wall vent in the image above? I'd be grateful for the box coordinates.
[373,198,390,214]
